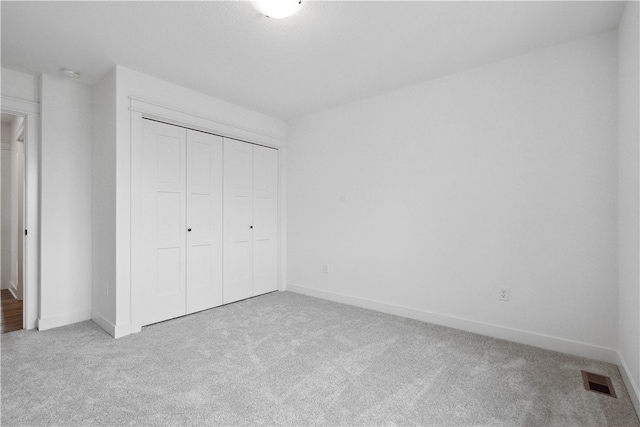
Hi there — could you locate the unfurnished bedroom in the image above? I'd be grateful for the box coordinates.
[1,1,639,425]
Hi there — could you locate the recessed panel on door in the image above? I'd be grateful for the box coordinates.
[186,130,223,314]
[157,247,182,295]
[157,192,181,240]
[157,137,182,184]
[189,140,212,187]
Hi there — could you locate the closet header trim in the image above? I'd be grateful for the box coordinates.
[129,97,284,149]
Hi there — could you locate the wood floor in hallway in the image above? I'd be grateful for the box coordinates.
[1,289,23,334]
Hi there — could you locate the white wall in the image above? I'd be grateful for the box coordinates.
[116,66,287,143]
[287,30,619,361]
[39,74,93,330]
[618,1,640,413]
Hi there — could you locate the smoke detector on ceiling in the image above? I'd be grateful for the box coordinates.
[253,0,302,18]
[61,68,81,79]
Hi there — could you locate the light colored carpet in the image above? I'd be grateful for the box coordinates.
[1,291,638,426]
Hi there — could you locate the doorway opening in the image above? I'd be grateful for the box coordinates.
[1,112,26,333]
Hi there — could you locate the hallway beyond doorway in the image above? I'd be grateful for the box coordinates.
[1,289,23,333]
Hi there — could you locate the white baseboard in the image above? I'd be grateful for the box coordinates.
[287,283,618,364]
[114,323,132,338]
[91,312,116,337]
[37,308,92,331]
[91,311,131,338]
[618,351,640,417]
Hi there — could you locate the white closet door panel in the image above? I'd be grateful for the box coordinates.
[223,139,253,303]
[140,120,187,326]
[186,130,223,314]
[157,248,181,295]
[252,145,279,295]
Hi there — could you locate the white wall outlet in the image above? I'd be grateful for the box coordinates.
[322,264,329,274]
[499,288,509,301]
[104,281,109,296]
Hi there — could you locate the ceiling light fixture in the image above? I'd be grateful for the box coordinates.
[253,0,302,18]
[61,68,81,79]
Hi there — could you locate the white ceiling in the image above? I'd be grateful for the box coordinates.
[1,1,626,120]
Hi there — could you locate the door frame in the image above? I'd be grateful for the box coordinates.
[1,96,40,330]
[129,97,286,334]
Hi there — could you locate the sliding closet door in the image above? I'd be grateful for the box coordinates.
[137,121,276,323]
[252,145,278,295]
[223,139,254,304]
[186,130,223,314]
[140,119,187,326]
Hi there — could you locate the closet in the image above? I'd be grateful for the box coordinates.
[136,119,278,327]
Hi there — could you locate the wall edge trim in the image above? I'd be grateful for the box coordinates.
[114,323,132,338]
[1,96,40,116]
[286,283,618,364]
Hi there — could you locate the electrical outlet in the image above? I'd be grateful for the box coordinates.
[104,281,109,296]
[322,264,329,274]
[499,288,509,301]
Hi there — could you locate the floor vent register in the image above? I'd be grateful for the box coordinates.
[581,371,617,398]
